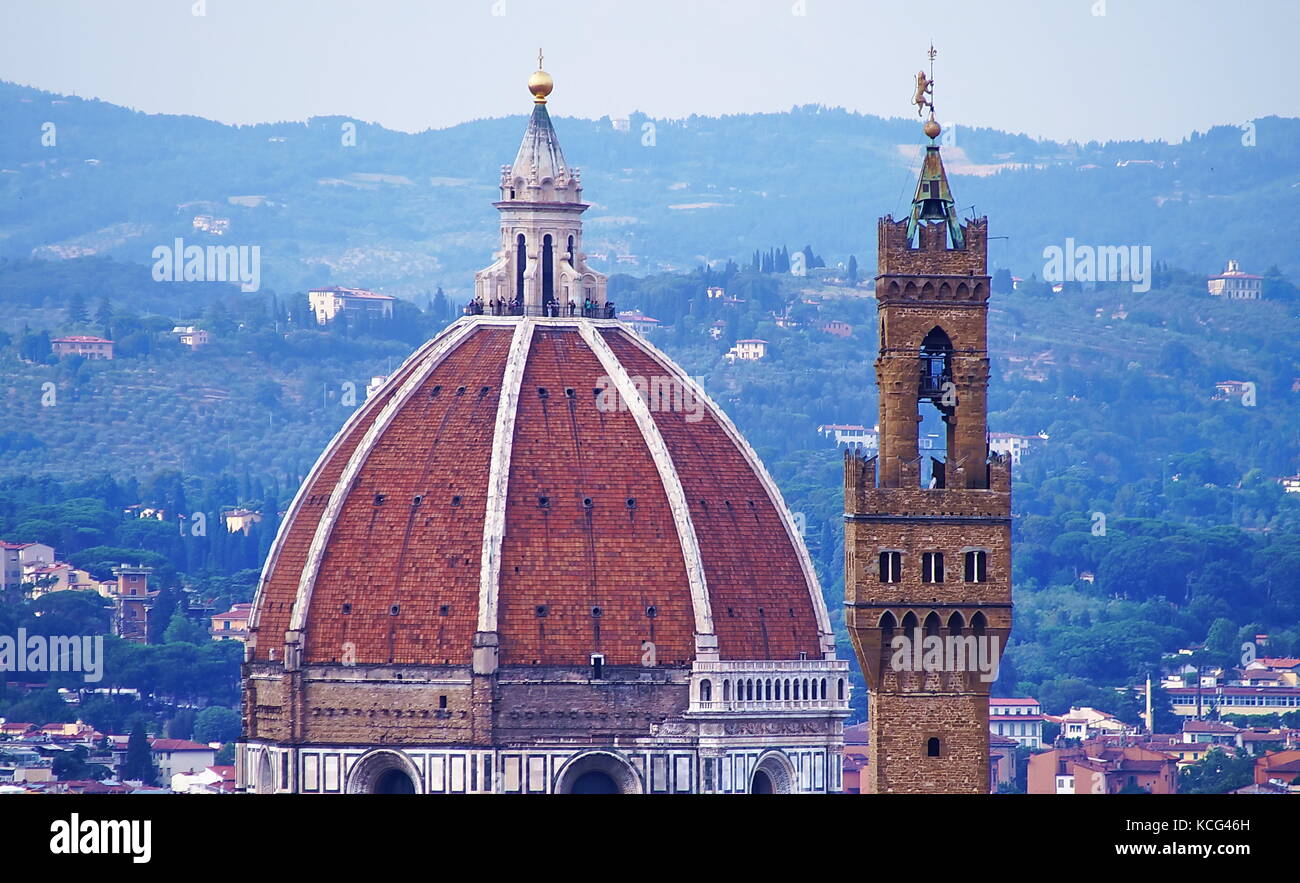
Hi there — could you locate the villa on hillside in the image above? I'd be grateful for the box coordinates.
[1207,260,1263,300]
[171,326,209,349]
[618,310,661,335]
[308,286,396,324]
[211,603,253,642]
[51,336,113,360]
[725,339,768,363]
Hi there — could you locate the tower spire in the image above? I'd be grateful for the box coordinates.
[907,44,963,249]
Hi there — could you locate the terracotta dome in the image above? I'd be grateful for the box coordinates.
[239,70,849,796]
[248,316,834,668]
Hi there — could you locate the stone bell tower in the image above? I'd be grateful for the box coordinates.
[844,55,1012,794]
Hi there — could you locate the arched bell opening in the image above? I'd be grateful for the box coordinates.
[918,325,954,488]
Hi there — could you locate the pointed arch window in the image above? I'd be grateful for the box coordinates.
[542,233,555,307]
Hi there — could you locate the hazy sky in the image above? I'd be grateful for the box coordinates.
[1,0,1294,143]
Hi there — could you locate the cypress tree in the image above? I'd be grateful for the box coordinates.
[124,721,156,785]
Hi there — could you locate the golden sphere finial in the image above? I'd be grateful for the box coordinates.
[923,117,941,140]
[529,48,553,103]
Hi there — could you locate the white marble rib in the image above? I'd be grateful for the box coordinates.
[578,322,717,651]
[247,318,469,642]
[618,328,838,657]
[286,319,482,637]
[475,318,535,634]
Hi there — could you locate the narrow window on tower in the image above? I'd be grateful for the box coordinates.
[922,551,944,583]
[879,550,902,583]
[965,549,988,583]
[542,233,555,307]
[590,653,605,680]
[515,233,526,302]
[927,737,942,758]
[700,679,712,702]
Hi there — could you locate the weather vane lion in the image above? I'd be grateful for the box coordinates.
[913,70,934,117]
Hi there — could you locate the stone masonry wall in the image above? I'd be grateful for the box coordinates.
[866,691,989,793]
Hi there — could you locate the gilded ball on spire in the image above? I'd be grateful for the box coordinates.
[923,117,941,140]
[529,69,553,103]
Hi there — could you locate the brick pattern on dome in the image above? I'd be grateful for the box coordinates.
[251,339,439,662]
[302,326,514,665]
[601,329,821,660]
[497,327,695,666]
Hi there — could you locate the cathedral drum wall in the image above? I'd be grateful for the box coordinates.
[492,668,689,743]
[299,676,477,745]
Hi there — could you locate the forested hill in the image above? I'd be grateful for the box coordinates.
[1,80,1297,297]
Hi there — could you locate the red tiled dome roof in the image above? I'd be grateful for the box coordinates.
[248,316,833,668]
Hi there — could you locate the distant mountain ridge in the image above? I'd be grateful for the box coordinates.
[1,80,1296,298]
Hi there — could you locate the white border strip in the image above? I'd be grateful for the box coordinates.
[287,319,485,635]
[614,326,837,656]
[579,322,716,646]
[247,317,470,638]
[475,319,535,633]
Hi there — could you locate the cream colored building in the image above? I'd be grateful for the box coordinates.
[308,287,396,324]
[989,697,1044,748]
[618,310,660,335]
[24,562,97,597]
[2,542,54,594]
[1207,260,1263,299]
[211,602,253,642]
[1052,706,1132,740]
[223,509,262,534]
[988,432,1046,466]
[172,325,210,348]
[725,339,768,363]
[51,336,113,360]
